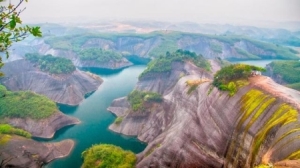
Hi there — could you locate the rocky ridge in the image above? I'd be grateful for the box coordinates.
[108,61,300,167]
[0,135,74,168]
[0,59,102,105]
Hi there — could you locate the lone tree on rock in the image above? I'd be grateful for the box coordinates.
[0,0,42,76]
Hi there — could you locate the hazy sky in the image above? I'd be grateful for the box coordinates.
[16,0,300,24]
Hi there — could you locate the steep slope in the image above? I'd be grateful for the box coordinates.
[108,61,300,167]
[0,135,74,168]
[0,59,102,105]
[6,112,80,138]
[265,60,300,91]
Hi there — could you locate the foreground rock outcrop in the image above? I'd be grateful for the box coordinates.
[0,59,102,105]
[0,135,74,168]
[108,62,300,167]
[6,112,80,138]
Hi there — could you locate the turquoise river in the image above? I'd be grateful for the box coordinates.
[36,65,147,168]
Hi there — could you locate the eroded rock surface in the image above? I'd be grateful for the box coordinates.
[0,136,74,168]
[6,112,80,138]
[108,62,300,167]
[0,59,102,105]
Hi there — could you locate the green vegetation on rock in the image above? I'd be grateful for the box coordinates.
[213,64,265,95]
[268,60,300,90]
[78,48,122,63]
[128,90,162,111]
[82,144,136,168]
[114,117,123,125]
[25,53,75,74]
[44,31,299,61]
[226,89,300,167]
[0,124,31,138]
[0,85,57,120]
[140,49,210,78]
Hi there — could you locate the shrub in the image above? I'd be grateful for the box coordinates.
[82,144,136,168]
[114,117,123,125]
[213,64,265,95]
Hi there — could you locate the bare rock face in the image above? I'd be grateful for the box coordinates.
[0,135,74,168]
[6,112,80,138]
[108,62,300,167]
[0,59,102,105]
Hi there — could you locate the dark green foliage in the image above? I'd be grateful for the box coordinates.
[0,87,57,119]
[268,60,300,84]
[78,48,122,63]
[127,90,162,111]
[0,85,6,98]
[234,47,260,59]
[0,124,31,138]
[82,144,136,168]
[213,64,265,95]
[25,53,75,74]
[140,49,211,78]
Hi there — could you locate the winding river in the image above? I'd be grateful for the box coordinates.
[36,65,147,168]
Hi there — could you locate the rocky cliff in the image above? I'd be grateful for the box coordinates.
[0,59,102,105]
[6,112,80,138]
[108,62,300,167]
[0,135,74,168]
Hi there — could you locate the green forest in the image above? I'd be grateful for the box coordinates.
[268,60,300,90]
[128,90,162,111]
[0,85,57,120]
[82,144,136,168]
[25,53,76,74]
[44,31,299,60]
[140,49,211,78]
[78,48,122,63]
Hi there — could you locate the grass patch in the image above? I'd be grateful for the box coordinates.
[0,85,57,120]
[0,124,31,138]
[82,144,136,168]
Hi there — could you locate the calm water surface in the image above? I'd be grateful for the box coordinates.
[37,65,147,168]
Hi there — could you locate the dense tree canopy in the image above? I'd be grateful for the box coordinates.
[0,85,57,119]
[82,144,136,168]
[0,0,42,76]
[25,53,76,74]
[140,49,211,78]
[78,48,122,63]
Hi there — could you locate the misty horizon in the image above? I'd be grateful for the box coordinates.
[8,0,299,30]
